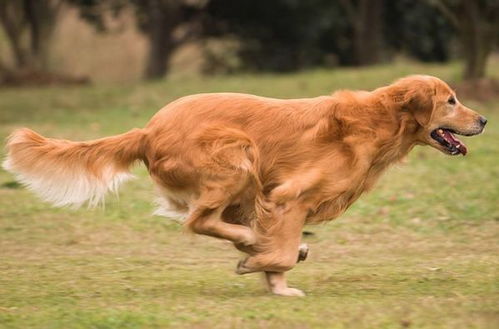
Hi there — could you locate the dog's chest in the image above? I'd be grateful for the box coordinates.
[304,162,387,223]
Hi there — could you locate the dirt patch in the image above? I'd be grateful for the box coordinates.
[452,78,499,102]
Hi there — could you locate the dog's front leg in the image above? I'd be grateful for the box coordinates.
[264,271,305,297]
[264,241,309,297]
[236,204,308,296]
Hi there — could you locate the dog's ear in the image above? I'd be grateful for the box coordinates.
[390,76,436,127]
[405,83,435,127]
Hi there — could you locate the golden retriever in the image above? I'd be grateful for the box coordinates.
[3,75,487,296]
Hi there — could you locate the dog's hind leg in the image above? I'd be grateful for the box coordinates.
[183,124,264,249]
[183,167,259,248]
[187,202,257,248]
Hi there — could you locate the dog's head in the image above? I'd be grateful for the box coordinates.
[392,75,487,156]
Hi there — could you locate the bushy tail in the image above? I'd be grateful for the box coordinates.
[2,128,147,208]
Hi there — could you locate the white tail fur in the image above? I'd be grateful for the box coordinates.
[2,128,145,208]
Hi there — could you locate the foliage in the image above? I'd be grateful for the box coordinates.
[427,0,499,79]
[0,0,497,81]
[202,0,456,71]
[385,0,455,62]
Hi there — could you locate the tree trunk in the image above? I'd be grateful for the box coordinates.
[23,0,60,70]
[143,0,181,80]
[341,0,384,66]
[461,33,490,80]
[0,0,28,68]
[144,16,175,79]
[0,0,60,72]
[459,0,494,80]
[359,0,383,65]
[351,9,364,65]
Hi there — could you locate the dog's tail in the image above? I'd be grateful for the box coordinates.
[2,128,147,208]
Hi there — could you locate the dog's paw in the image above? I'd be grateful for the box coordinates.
[233,242,255,254]
[271,287,306,297]
[238,232,257,247]
[297,243,309,262]
[235,258,254,275]
[233,232,258,254]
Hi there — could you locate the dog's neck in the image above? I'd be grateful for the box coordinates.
[326,91,421,166]
[373,112,419,165]
[305,108,420,224]
[331,93,421,191]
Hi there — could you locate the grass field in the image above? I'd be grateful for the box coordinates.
[1,61,498,329]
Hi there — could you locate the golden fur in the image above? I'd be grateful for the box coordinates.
[3,75,486,296]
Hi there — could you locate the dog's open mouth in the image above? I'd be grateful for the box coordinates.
[430,128,467,156]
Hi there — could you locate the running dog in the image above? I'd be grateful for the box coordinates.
[3,75,487,296]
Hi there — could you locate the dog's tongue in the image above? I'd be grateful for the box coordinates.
[442,130,467,155]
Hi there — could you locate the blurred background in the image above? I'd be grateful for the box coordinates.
[1,1,499,328]
[0,0,498,87]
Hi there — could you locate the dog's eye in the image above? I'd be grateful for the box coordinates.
[448,96,456,105]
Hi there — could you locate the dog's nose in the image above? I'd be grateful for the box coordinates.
[479,116,488,127]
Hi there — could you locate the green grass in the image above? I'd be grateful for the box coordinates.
[1,61,498,329]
